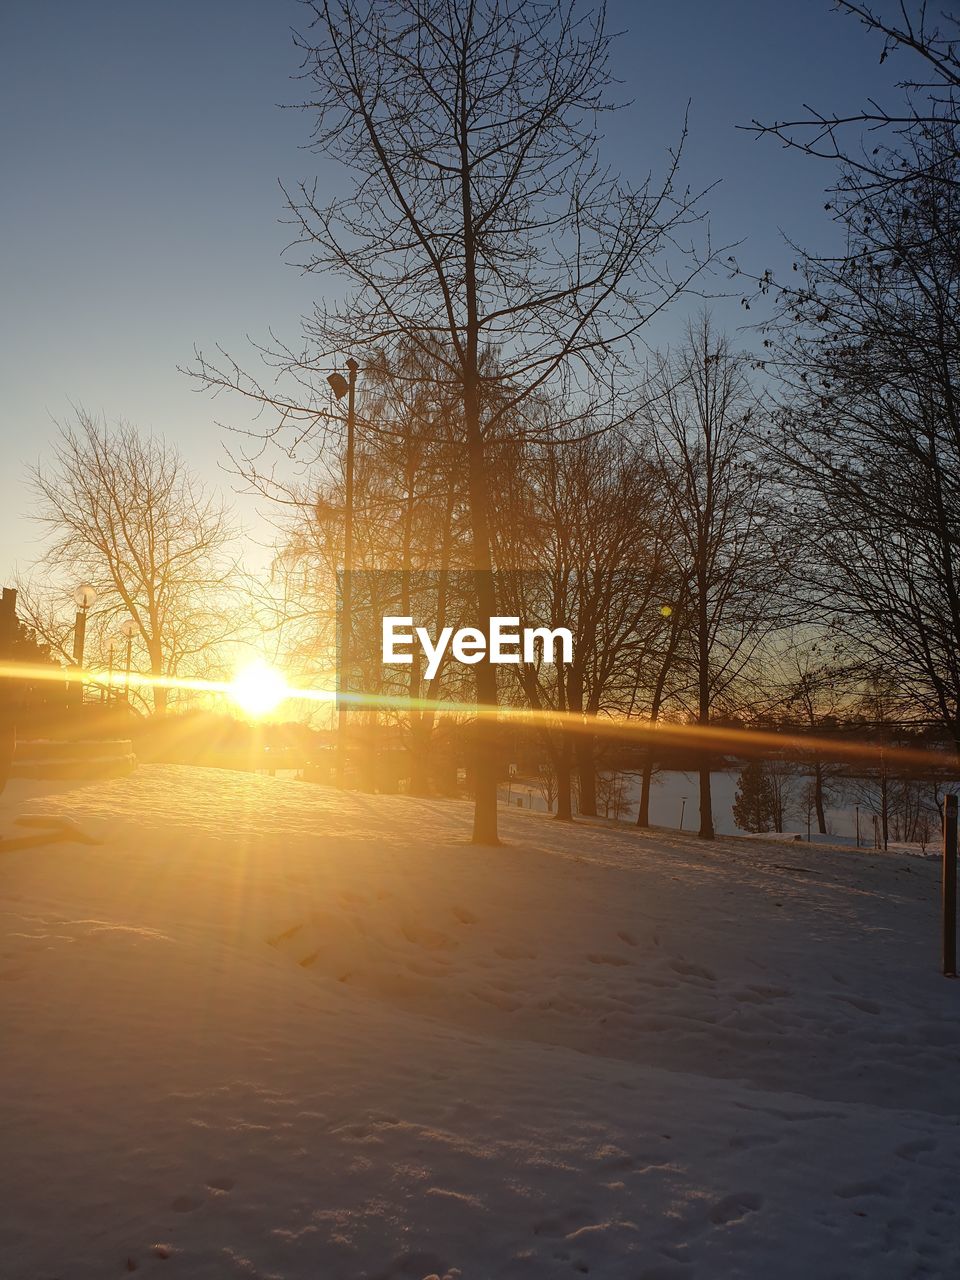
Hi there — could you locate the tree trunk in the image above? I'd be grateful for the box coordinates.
[408,713,430,798]
[465,419,499,845]
[150,644,167,714]
[400,434,430,796]
[697,581,714,839]
[697,754,714,839]
[636,603,682,830]
[814,760,827,834]
[457,72,499,845]
[575,731,597,817]
[567,667,596,817]
[555,741,573,821]
[0,718,14,798]
[637,755,654,827]
[471,643,499,843]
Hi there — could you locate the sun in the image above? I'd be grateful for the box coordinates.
[229,661,289,718]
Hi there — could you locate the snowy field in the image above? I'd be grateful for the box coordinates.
[2,765,959,1279]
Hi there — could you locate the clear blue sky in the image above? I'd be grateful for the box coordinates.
[0,0,906,583]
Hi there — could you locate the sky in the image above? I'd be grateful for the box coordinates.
[0,0,909,586]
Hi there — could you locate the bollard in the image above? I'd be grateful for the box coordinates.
[943,794,958,977]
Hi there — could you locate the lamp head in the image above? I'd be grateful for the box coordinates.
[73,583,97,610]
[326,371,350,400]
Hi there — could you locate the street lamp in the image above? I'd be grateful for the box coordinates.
[103,641,114,705]
[327,358,359,788]
[72,583,97,704]
[120,617,136,703]
[679,795,687,831]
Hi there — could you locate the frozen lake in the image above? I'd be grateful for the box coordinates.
[500,767,943,850]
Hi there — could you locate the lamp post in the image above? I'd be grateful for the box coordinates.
[120,618,136,704]
[72,583,97,705]
[327,358,359,788]
[0,588,18,795]
[102,642,114,704]
[679,795,687,832]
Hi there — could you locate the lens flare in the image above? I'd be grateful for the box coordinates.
[0,658,952,775]
[228,662,288,718]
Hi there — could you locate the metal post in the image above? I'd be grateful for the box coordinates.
[102,642,114,704]
[71,606,87,705]
[0,590,18,797]
[679,796,687,831]
[337,358,359,788]
[72,608,86,668]
[943,794,957,977]
[855,805,860,848]
[125,634,132,701]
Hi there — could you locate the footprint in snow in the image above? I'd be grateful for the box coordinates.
[733,984,792,1005]
[736,1103,846,1123]
[494,944,536,960]
[267,921,304,947]
[587,952,631,967]
[895,1138,937,1162]
[599,1151,635,1171]
[834,1178,895,1199]
[729,1133,779,1150]
[533,1208,594,1238]
[670,958,716,981]
[401,922,457,951]
[709,1192,764,1225]
[472,986,522,1012]
[831,993,882,1016]
[170,1195,202,1213]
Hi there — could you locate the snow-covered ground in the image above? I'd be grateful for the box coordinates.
[2,765,959,1279]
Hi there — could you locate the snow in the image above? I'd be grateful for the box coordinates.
[2,765,959,1279]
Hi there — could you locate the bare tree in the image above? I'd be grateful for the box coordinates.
[496,424,678,820]
[762,123,960,752]
[645,317,788,839]
[780,645,851,834]
[765,757,797,834]
[28,411,239,712]
[742,2,960,772]
[634,591,688,829]
[189,0,713,842]
[748,1,960,202]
